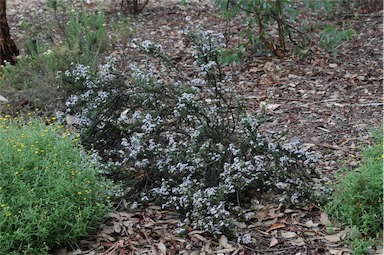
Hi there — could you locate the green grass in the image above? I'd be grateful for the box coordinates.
[0,115,111,254]
[326,128,383,254]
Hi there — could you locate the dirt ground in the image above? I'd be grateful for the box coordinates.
[5,0,384,254]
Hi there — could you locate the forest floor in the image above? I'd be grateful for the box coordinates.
[6,0,383,254]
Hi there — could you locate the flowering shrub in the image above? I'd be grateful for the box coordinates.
[57,58,128,160]
[60,24,328,235]
[0,116,111,254]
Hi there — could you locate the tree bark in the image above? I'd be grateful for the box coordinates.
[0,0,19,65]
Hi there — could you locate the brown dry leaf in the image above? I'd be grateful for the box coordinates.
[219,235,231,249]
[324,227,351,243]
[319,212,332,226]
[65,115,76,125]
[266,103,281,111]
[281,231,297,238]
[156,241,167,255]
[153,219,180,225]
[82,251,95,255]
[202,241,213,253]
[106,212,122,219]
[269,236,279,247]
[249,66,264,73]
[215,248,237,253]
[68,248,83,255]
[191,234,209,242]
[290,237,306,246]
[113,222,122,233]
[263,218,278,228]
[232,221,247,229]
[329,248,351,255]
[188,230,207,235]
[99,224,114,235]
[266,223,286,232]
[0,95,8,103]
[305,220,320,228]
[284,208,297,214]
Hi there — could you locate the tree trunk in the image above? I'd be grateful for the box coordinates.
[0,0,19,65]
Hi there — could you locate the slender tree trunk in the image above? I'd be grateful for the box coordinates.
[0,0,19,65]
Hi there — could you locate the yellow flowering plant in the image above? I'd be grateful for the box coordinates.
[0,116,111,254]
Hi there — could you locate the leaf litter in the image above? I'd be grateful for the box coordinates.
[6,0,383,254]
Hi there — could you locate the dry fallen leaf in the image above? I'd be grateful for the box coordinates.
[319,212,332,226]
[266,223,286,232]
[269,236,279,247]
[219,235,231,249]
[188,230,207,235]
[289,237,306,246]
[266,103,281,111]
[156,241,167,255]
[232,221,247,229]
[0,95,8,103]
[191,234,209,242]
[329,248,350,255]
[284,208,297,214]
[249,66,264,73]
[215,248,237,253]
[113,223,122,233]
[65,115,76,125]
[324,227,350,243]
[281,231,297,238]
[305,220,320,228]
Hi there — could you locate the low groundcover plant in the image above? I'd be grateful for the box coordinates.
[0,115,111,254]
[59,23,331,236]
[326,130,383,254]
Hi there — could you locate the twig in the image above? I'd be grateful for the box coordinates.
[271,97,315,103]
[238,243,297,253]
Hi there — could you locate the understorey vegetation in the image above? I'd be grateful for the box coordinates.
[0,116,111,254]
[0,0,381,253]
[59,23,331,235]
[326,130,383,255]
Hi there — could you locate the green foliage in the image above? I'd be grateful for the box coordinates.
[326,129,383,254]
[20,1,108,69]
[0,115,111,254]
[319,26,356,57]
[0,3,130,112]
[212,0,355,60]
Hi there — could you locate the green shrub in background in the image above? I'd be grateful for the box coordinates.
[210,0,355,61]
[0,115,111,255]
[326,129,383,255]
[0,1,112,113]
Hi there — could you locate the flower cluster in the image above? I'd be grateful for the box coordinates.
[57,58,128,160]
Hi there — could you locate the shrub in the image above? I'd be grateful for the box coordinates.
[212,0,356,60]
[326,129,383,254]
[0,2,111,113]
[121,0,150,15]
[59,24,330,235]
[0,115,111,254]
